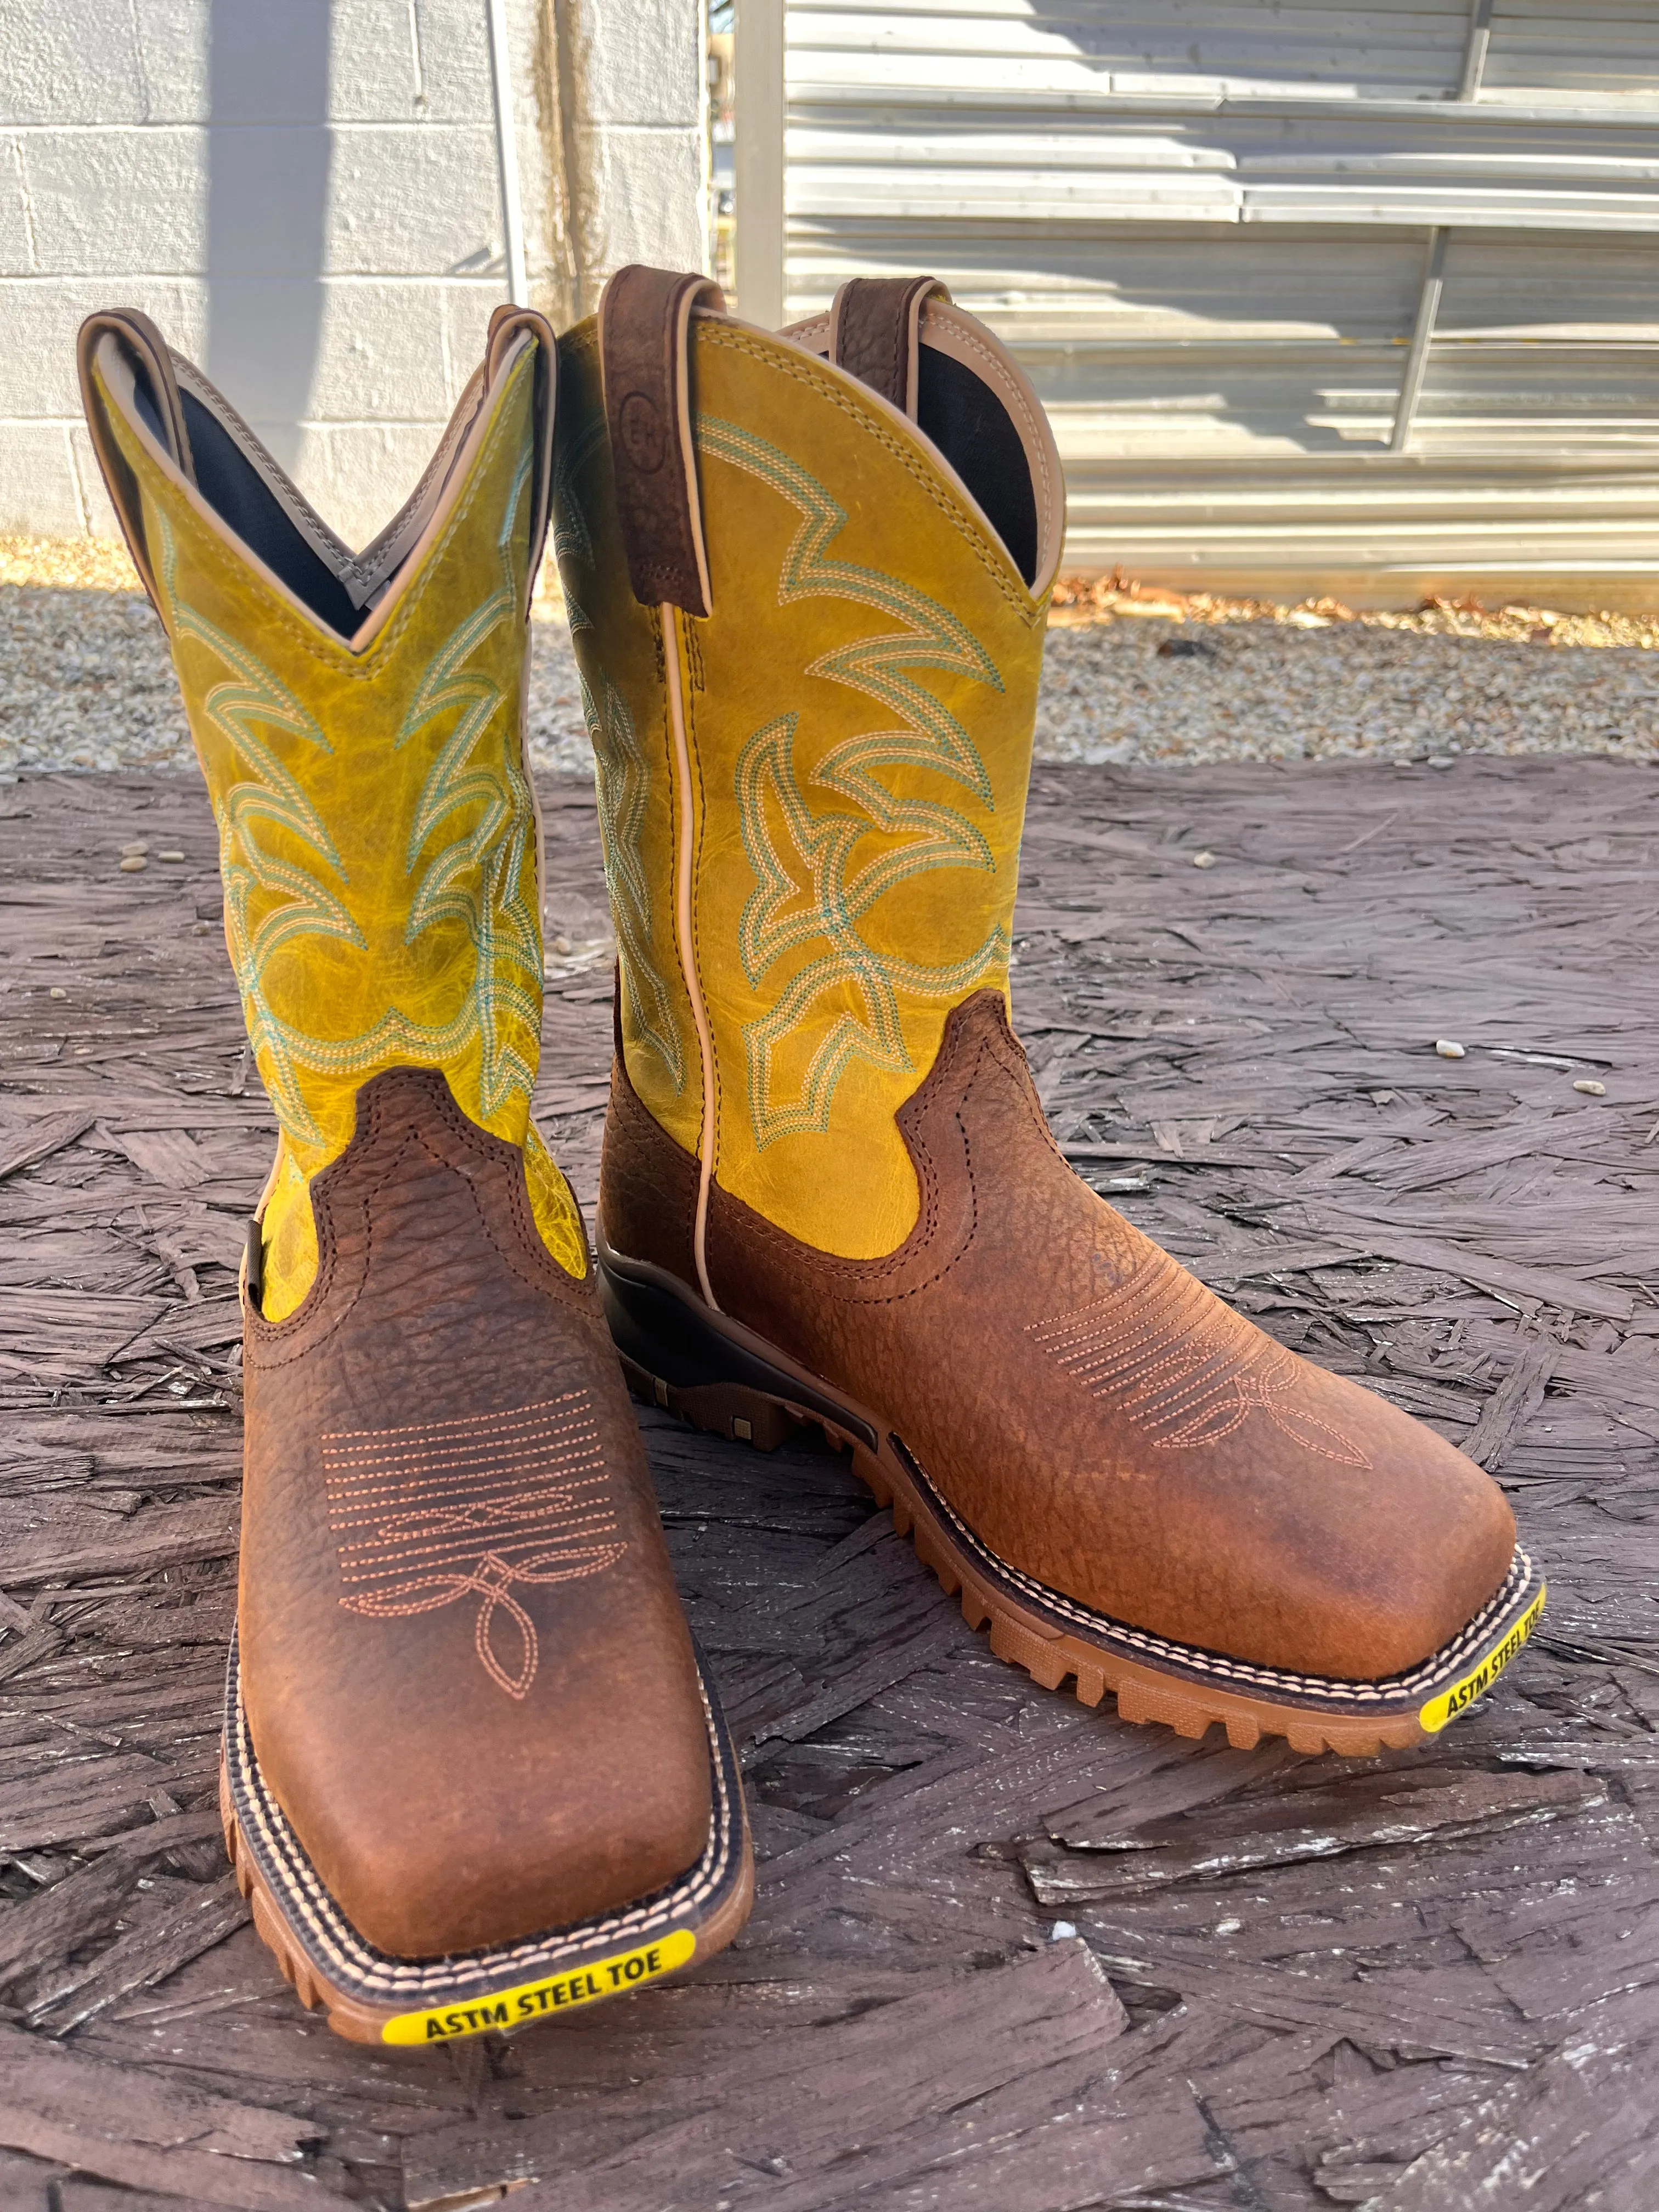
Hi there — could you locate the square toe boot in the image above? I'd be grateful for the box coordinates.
[78,307,751,2044]
[558,268,1544,1757]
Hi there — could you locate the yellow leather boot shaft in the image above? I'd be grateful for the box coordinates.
[87,337,585,1316]
[552,347,706,1164]
[556,310,1053,1259]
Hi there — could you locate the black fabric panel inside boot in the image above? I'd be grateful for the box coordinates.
[916,349,1039,588]
[129,375,170,458]
[179,391,363,636]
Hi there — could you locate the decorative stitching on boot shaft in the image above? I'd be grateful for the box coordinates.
[585,664,685,1092]
[149,452,543,1170]
[693,414,1010,1154]
[699,325,1042,620]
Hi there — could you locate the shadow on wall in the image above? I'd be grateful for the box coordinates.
[207,0,332,473]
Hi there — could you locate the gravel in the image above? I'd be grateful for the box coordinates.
[4,536,1657,779]
[1034,618,1659,768]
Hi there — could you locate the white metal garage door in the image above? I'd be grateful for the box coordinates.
[733,1,1659,606]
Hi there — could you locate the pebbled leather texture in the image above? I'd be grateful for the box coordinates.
[828,275,946,417]
[601,993,1519,1685]
[242,1066,712,1960]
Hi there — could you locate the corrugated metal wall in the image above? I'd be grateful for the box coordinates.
[746,1,1659,605]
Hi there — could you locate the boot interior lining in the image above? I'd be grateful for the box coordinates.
[107,331,514,644]
[913,347,1038,590]
[169,356,492,638]
[176,387,365,636]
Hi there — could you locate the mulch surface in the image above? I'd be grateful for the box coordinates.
[1,757,1656,2211]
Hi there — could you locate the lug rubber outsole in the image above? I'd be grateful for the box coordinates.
[220,1630,754,2046]
[597,1234,1545,1758]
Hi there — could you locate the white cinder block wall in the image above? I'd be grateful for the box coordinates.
[0,0,708,546]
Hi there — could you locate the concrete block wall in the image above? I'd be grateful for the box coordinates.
[1,0,708,547]
[552,0,710,314]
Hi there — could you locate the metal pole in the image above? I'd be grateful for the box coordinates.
[1457,0,1495,102]
[734,0,786,327]
[486,0,529,307]
[1391,229,1448,455]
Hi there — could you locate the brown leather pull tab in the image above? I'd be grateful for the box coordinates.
[828,276,950,420]
[75,308,195,614]
[486,303,559,613]
[599,266,725,617]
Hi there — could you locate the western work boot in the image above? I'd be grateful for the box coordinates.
[78,307,751,2045]
[555,267,1543,1757]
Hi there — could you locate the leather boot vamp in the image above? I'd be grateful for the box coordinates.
[242,1070,712,1961]
[673,996,1516,1683]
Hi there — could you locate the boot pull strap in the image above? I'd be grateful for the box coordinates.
[76,308,196,614]
[599,266,725,617]
[486,304,559,614]
[828,276,950,420]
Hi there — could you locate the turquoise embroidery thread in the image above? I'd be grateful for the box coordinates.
[698,416,1008,1148]
[154,392,543,1151]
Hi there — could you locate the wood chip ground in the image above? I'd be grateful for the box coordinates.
[1,758,1656,2210]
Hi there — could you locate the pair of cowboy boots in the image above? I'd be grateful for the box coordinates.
[79,272,1541,2047]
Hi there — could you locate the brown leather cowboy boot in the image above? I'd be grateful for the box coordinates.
[554,267,1543,1756]
[78,306,750,2044]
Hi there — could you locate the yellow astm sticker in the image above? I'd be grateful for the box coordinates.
[382,1927,696,2044]
[1418,1585,1545,1734]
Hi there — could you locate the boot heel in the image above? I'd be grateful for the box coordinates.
[597,1235,878,1459]
[599,1247,802,1449]
[616,1348,803,1451]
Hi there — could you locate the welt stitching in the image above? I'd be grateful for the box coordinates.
[225,1638,738,1995]
[229,1637,740,1985]
[926,1472,1536,1701]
